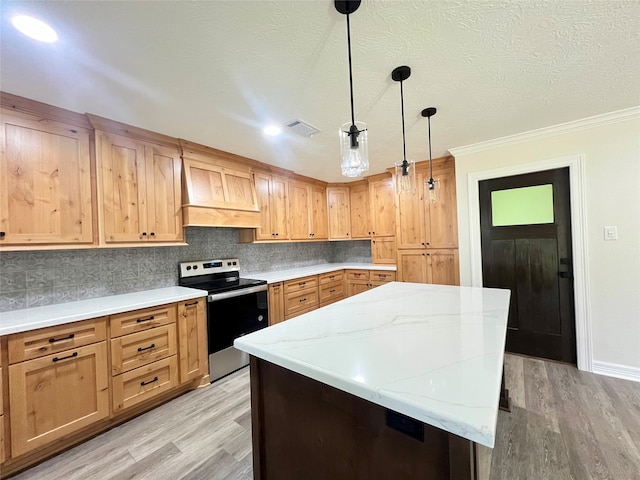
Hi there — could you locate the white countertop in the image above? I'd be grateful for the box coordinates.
[249,263,396,284]
[0,286,208,336]
[234,282,510,448]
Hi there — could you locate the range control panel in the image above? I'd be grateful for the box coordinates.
[179,258,240,278]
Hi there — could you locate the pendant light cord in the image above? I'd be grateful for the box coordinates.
[400,80,407,162]
[428,115,433,182]
[346,13,356,127]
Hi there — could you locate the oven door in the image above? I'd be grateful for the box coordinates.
[207,285,268,381]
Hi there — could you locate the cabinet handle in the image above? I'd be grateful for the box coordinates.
[275,233,279,236]
[329,289,336,293]
[299,298,307,302]
[0,231,5,239]
[137,315,155,323]
[52,351,78,363]
[49,333,75,343]
[141,376,159,386]
[141,232,147,237]
[184,301,199,306]
[299,282,306,286]
[138,343,156,352]
[150,232,156,237]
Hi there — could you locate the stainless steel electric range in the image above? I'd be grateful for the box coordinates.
[178,258,268,382]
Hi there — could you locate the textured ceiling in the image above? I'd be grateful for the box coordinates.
[2,0,639,182]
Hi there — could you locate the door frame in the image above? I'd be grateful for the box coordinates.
[466,154,592,372]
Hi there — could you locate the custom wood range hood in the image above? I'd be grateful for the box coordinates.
[180,140,262,228]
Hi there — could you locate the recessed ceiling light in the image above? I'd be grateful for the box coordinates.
[263,125,282,136]
[11,15,58,43]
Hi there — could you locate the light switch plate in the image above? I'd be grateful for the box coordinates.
[604,226,618,241]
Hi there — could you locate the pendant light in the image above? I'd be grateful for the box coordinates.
[335,0,369,177]
[392,65,416,194]
[422,107,440,203]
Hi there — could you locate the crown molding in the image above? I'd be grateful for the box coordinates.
[449,106,640,157]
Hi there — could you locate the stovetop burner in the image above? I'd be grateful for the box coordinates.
[177,258,266,294]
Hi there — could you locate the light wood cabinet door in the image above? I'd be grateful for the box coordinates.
[371,236,396,265]
[254,173,289,241]
[396,183,427,249]
[284,288,319,318]
[397,250,429,283]
[0,110,94,245]
[145,144,183,242]
[327,187,351,240]
[177,298,207,383]
[428,168,458,249]
[349,182,371,239]
[97,132,147,243]
[9,342,109,457]
[268,283,285,325]
[369,177,395,237]
[110,304,176,338]
[111,324,177,375]
[289,181,310,240]
[347,280,370,297]
[310,185,328,239]
[427,249,460,286]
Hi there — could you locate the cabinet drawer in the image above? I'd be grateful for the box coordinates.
[370,270,396,282]
[345,270,369,281]
[319,281,345,304]
[283,276,318,294]
[285,305,317,321]
[112,355,178,413]
[319,271,344,285]
[285,289,319,316]
[8,318,107,364]
[111,324,177,375]
[110,304,176,338]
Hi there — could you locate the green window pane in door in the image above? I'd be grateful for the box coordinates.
[491,184,554,226]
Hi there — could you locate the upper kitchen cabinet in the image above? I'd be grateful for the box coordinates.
[0,94,95,247]
[289,179,328,240]
[244,170,290,241]
[327,186,351,240]
[90,115,184,245]
[181,141,261,229]
[396,158,458,250]
[368,174,396,237]
[349,181,370,239]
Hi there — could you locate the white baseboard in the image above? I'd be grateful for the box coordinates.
[592,360,640,383]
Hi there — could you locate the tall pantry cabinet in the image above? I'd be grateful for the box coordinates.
[396,158,459,285]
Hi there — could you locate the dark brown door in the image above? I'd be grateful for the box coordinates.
[480,168,576,363]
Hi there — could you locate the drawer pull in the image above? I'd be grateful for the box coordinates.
[184,301,199,307]
[299,282,306,286]
[49,333,75,343]
[137,343,156,352]
[136,315,155,323]
[299,298,307,302]
[141,376,159,387]
[329,289,336,293]
[52,352,78,363]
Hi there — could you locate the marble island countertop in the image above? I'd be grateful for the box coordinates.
[235,281,510,448]
[248,263,396,284]
[0,286,208,336]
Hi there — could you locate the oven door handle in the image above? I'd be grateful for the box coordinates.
[208,284,268,302]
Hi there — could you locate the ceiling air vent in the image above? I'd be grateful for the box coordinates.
[285,119,321,137]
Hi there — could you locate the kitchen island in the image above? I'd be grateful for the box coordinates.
[234,282,511,480]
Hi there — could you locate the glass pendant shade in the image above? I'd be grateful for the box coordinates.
[395,158,416,194]
[426,177,440,203]
[340,121,369,177]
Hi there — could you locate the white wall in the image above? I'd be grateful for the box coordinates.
[451,110,640,377]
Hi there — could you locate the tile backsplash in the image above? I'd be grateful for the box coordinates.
[0,228,372,312]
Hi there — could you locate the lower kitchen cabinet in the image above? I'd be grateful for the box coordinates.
[112,356,178,412]
[8,343,110,457]
[177,299,208,383]
[345,270,396,297]
[268,283,285,325]
[397,249,459,285]
[0,297,207,474]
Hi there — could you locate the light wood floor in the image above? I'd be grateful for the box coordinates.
[10,355,640,480]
